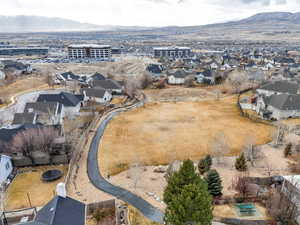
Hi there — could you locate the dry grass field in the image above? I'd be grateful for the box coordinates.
[99,97,275,175]
[213,204,271,220]
[0,76,47,100]
[6,165,68,210]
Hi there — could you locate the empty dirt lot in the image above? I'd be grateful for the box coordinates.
[99,97,275,175]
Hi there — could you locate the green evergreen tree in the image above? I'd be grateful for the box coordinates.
[164,183,213,225]
[164,159,201,205]
[284,143,292,158]
[205,169,223,197]
[205,154,213,168]
[235,153,248,171]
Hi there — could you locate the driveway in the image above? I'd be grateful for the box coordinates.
[0,89,66,124]
[87,104,164,224]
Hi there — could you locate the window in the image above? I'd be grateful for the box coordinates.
[5,162,10,170]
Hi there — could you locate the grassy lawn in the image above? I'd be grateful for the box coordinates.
[6,165,68,210]
[99,96,275,175]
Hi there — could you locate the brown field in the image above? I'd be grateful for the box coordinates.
[99,97,275,175]
[128,206,160,225]
[6,165,68,210]
[0,76,47,100]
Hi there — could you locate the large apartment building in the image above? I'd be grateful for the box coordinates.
[68,44,112,59]
[0,47,49,56]
[153,46,191,59]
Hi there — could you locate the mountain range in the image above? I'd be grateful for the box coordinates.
[0,12,300,33]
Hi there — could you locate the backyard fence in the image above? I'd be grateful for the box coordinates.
[217,217,275,225]
[86,199,116,215]
[237,91,274,127]
[0,208,37,225]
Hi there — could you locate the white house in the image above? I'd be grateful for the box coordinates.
[92,79,123,95]
[82,88,112,104]
[0,155,13,186]
[167,70,188,85]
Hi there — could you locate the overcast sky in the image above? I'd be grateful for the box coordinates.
[1,0,300,26]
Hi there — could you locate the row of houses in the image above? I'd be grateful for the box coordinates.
[240,80,300,120]
[0,72,125,185]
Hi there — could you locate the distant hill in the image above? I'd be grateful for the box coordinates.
[145,11,300,39]
[0,15,152,33]
[1,12,300,34]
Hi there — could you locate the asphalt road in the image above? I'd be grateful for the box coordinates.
[87,105,164,224]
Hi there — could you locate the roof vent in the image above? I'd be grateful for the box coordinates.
[56,182,66,198]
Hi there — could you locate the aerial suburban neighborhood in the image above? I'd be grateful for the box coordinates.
[1,1,300,225]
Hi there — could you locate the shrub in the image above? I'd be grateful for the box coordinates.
[235,153,247,171]
[284,143,292,158]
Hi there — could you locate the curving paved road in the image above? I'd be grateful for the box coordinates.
[87,102,164,224]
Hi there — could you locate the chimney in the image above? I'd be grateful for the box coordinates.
[56,182,66,198]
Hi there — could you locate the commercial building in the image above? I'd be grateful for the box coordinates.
[153,46,191,59]
[68,44,112,59]
[0,47,49,56]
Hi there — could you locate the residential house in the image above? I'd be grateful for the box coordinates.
[91,79,123,94]
[196,69,215,85]
[24,102,63,125]
[17,183,86,225]
[1,60,32,76]
[37,92,83,117]
[86,72,106,85]
[57,71,87,84]
[256,81,299,97]
[12,113,37,125]
[82,88,112,104]
[147,64,164,74]
[256,94,300,120]
[167,70,189,85]
[0,154,13,186]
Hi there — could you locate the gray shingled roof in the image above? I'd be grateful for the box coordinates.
[24,102,59,114]
[82,88,107,98]
[92,79,122,90]
[12,113,36,125]
[20,196,85,225]
[37,92,83,107]
[259,81,299,94]
[268,94,300,110]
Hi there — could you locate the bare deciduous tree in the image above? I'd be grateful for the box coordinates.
[124,79,138,99]
[10,127,59,158]
[138,72,153,89]
[184,75,195,88]
[212,132,229,165]
[226,70,248,94]
[243,135,257,166]
[45,72,55,88]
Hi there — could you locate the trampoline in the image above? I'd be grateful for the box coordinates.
[41,170,63,182]
[235,203,259,217]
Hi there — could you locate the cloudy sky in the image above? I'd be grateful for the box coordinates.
[1,0,300,26]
